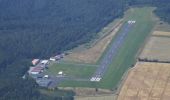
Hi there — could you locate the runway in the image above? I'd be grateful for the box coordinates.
[90,22,134,82]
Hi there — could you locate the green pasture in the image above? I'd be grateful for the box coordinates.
[45,62,97,79]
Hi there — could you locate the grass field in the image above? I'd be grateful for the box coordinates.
[46,62,97,78]
[140,36,170,62]
[117,62,170,100]
[47,7,156,89]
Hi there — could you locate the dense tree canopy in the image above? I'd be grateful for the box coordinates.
[0,0,170,100]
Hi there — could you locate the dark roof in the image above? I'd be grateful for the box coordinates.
[36,79,52,87]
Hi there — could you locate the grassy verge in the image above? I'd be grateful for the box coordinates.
[39,89,75,98]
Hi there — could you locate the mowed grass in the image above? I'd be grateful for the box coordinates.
[53,7,156,89]
[46,62,97,78]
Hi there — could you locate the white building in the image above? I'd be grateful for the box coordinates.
[50,57,56,61]
[44,75,49,78]
[41,60,49,65]
[58,71,63,75]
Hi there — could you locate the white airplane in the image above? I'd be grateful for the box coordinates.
[90,77,96,81]
[128,20,132,24]
[95,78,101,82]
[132,21,136,24]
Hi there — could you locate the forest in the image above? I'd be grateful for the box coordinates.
[0,0,170,100]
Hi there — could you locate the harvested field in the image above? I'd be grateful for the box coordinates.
[117,62,170,100]
[139,36,170,62]
[152,31,170,37]
[63,20,123,64]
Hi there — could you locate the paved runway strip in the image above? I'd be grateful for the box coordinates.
[90,21,135,82]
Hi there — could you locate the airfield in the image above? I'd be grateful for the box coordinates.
[41,7,157,92]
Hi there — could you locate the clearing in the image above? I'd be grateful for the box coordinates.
[117,62,170,100]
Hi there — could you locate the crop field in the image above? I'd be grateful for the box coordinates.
[63,20,123,64]
[117,62,170,100]
[56,7,156,89]
[152,31,170,37]
[139,36,170,62]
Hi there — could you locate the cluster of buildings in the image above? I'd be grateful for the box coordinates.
[28,54,65,75]
[27,53,65,88]
[28,59,49,75]
[49,53,65,61]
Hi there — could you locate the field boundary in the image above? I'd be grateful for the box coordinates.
[152,34,170,38]
[138,59,170,64]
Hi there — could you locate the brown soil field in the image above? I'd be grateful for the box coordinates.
[63,20,123,64]
[152,31,170,37]
[139,36,170,62]
[117,62,170,100]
